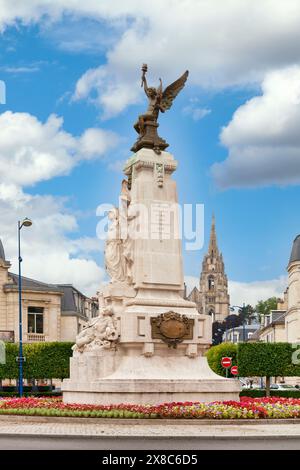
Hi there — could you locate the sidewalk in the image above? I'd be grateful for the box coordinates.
[0,416,300,438]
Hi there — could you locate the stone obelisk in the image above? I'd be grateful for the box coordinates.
[62,66,240,404]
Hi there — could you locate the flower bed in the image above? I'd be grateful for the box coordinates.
[0,397,300,419]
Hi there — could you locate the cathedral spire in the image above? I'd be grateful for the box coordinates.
[208,213,219,258]
[196,213,230,322]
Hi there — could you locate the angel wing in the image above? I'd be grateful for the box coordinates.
[160,70,189,112]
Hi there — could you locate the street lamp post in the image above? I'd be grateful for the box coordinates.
[18,218,32,397]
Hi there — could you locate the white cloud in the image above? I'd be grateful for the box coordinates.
[73,66,141,119]
[185,274,287,308]
[0,110,119,296]
[0,186,105,296]
[228,277,287,307]
[3,2,300,118]
[183,99,211,121]
[0,111,119,187]
[68,0,300,117]
[212,66,300,188]
[0,66,40,73]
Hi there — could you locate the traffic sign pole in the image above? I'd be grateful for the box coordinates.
[221,357,232,378]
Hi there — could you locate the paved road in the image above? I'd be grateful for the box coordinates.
[0,435,300,450]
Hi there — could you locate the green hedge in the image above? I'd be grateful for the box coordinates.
[207,342,300,380]
[0,391,62,397]
[240,389,300,398]
[206,342,238,377]
[0,342,73,380]
[238,342,300,377]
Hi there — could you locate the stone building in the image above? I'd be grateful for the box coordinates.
[0,239,98,344]
[251,234,300,344]
[285,235,300,343]
[186,215,230,322]
[222,322,260,343]
[247,310,286,343]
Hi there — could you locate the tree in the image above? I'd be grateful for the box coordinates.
[238,304,256,323]
[207,343,238,377]
[255,297,278,318]
[238,342,300,396]
[212,321,225,345]
[224,314,242,330]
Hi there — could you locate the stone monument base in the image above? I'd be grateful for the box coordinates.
[62,349,240,405]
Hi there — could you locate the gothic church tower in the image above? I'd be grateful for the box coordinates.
[198,215,230,322]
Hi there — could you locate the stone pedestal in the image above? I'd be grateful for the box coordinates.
[63,347,240,405]
[62,148,240,404]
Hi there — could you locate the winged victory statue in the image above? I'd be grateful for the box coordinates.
[131,64,189,154]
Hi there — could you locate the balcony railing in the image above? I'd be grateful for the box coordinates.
[27,333,45,342]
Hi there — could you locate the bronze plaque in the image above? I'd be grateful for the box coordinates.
[151,311,194,348]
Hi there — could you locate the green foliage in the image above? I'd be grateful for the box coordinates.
[240,389,300,398]
[240,389,266,398]
[238,342,300,378]
[0,391,62,397]
[0,342,73,379]
[206,342,238,377]
[255,297,278,316]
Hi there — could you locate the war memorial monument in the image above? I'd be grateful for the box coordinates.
[62,65,240,404]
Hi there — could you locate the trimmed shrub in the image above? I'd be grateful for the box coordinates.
[240,389,266,398]
[0,391,62,398]
[206,342,238,377]
[0,342,73,380]
[240,389,300,399]
[238,342,300,378]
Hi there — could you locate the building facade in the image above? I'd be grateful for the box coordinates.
[285,235,300,343]
[248,311,286,343]
[186,215,230,322]
[252,234,300,344]
[0,239,98,344]
[223,323,260,343]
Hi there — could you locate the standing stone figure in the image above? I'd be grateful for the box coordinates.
[122,203,138,285]
[119,179,137,285]
[105,208,126,283]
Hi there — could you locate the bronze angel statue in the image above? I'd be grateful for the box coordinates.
[131,64,189,153]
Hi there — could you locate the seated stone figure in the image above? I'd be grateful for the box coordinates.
[72,305,118,353]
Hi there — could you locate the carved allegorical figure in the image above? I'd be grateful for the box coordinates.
[119,179,138,285]
[72,305,118,353]
[104,207,126,283]
[105,179,137,286]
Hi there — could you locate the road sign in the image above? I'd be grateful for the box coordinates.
[231,365,238,376]
[221,357,232,368]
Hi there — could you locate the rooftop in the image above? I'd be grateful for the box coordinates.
[289,234,300,264]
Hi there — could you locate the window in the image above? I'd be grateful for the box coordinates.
[28,307,44,334]
[208,275,215,291]
[266,333,273,343]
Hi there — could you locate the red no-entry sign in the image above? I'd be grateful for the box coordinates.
[231,365,238,376]
[221,357,232,368]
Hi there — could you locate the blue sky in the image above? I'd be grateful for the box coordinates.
[0,1,299,305]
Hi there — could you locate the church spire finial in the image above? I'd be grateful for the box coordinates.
[208,213,218,257]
